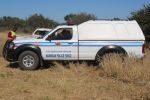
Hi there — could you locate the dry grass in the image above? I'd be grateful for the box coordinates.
[0,32,150,100]
[101,52,150,83]
[0,31,8,57]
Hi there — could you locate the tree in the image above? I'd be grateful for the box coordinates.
[0,16,25,29]
[64,12,97,25]
[112,17,121,20]
[26,14,58,29]
[0,14,59,33]
[129,4,150,40]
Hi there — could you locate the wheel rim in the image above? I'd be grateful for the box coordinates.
[22,55,35,68]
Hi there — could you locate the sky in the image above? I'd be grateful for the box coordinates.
[0,0,150,22]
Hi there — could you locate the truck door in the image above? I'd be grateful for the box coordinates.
[43,27,78,60]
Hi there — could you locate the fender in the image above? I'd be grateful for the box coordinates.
[95,45,127,59]
[14,44,43,66]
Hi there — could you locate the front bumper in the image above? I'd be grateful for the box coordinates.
[3,48,16,62]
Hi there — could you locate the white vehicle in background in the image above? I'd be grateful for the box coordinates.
[17,28,52,39]
[32,28,52,38]
[4,20,145,70]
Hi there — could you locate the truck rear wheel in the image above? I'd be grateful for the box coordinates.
[18,51,39,70]
[95,51,125,65]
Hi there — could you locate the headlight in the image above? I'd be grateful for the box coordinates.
[9,42,15,49]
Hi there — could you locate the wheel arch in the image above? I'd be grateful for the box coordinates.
[95,45,127,60]
[15,44,43,66]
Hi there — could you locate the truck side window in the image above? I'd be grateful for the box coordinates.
[48,28,73,40]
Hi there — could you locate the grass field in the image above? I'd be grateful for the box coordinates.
[0,32,150,100]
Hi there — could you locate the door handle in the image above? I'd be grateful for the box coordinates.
[55,42,61,46]
[68,43,73,44]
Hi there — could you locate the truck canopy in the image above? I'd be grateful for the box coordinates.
[78,20,145,41]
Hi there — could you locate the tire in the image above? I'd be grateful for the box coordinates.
[95,51,125,65]
[95,53,103,65]
[18,51,39,70]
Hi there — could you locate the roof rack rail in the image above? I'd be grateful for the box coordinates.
[93,19,129,21]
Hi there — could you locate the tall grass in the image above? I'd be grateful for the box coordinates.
[100,52,150,83]
[1,55,150,100]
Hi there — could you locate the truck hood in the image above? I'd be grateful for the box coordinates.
[13,37,43,44]
[16,35,34,39]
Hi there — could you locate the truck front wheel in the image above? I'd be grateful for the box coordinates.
[18,51,39,70]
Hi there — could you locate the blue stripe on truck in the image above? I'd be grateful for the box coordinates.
[15,41,143,47]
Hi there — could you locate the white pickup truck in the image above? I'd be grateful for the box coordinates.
[3,20,145,70]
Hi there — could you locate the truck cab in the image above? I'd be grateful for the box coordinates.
[42,25,78,60]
